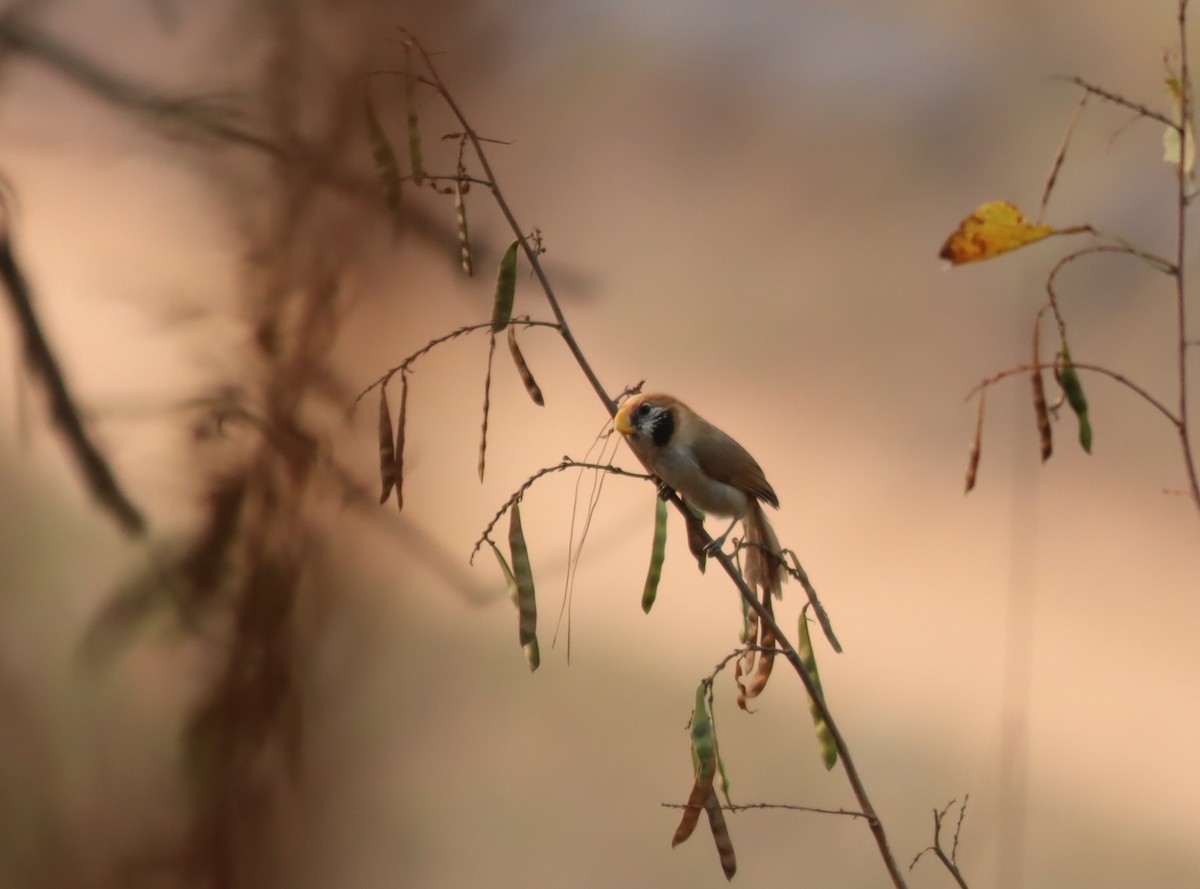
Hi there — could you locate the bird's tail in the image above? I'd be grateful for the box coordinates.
[743,500,785,598]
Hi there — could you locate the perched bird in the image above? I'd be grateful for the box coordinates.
[613,392,784,597]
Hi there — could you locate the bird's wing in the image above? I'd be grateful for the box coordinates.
[690,425,779,508]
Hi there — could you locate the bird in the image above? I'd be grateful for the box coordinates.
[613,392,784,597]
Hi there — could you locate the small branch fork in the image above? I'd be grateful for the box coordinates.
[1056,75,1177,130]
[352,317,560,409]
[402,33,616,417]
[909,797,971,889]
[400,32,910,889]
[967,360,1180,427]
[1049,3,1200,515]
[469,458,652,561]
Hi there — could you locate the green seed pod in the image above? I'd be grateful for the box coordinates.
[1059,343,1092,453]
[641,496,668,613]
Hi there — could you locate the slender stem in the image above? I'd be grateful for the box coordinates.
[704,542,910,888]
[409,38,616,416]
[662,801,869,819]
[352,318,560,408]
[1175,0,1200,513]
[967,361,1181,427]
[1057,75,1178,129]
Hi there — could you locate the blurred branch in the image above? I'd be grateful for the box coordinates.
[0,12,521,267]
[0,207,146,536]
[0,12,285,156]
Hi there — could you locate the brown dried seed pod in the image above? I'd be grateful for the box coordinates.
[1032,316,1053,462]
[506,324,544,406]
[965,391,985,493]
[378,387,397,504]
[394,374,408,511]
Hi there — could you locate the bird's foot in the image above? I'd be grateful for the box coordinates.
[704,531,730,555]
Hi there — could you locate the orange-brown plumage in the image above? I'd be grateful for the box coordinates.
[614,392,784,596]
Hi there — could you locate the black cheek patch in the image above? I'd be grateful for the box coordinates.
[650,407,675,447]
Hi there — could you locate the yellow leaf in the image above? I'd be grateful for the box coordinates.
[939,200,1055,265]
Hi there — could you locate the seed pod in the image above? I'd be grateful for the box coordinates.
[1059,343,1092,453]
[403,45,424,185]
[1031,319,1053,462]
[491,240,519,332]
[798,606,837,770]
[478,335,496,482]
[491,542,539,671]
[506,324,544,406]
[673,683,716,848]
[394,373,408,511]
[704,794,737,880]
[455,179,472,276]
[508,503,538,665]
[364,95,402,214]
[378,387,396,504]
[965,391,986,493]
[641,496,668,613]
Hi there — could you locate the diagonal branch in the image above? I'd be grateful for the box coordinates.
[0,211,146,536]
[404,34,617,417]
[1056,75,1177,130]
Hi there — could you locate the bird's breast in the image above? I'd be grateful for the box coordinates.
[651,446,750,519]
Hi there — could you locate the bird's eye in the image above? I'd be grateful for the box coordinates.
[635,403,651,417]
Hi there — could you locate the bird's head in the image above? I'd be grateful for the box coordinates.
[614,393,680,448]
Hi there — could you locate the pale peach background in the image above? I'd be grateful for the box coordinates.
[1,1,1198,887]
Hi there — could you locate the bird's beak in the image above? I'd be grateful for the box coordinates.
[613,402,636,436]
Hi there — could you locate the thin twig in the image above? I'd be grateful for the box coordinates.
[1056,75,1177,129]
[966,361,1181,427]
[909,797,971,889]
[470,458,652,561]
[684,500,908,885]
[404,35,617,417]
[1044,242,1176,349]
[1038,93,1088,224]
[661,801,868,819]
[1173,0,1200,513]
[352,318,560,409]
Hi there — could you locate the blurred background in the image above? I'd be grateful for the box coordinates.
[1,0,1198,887]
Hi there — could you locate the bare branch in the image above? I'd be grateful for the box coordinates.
[352,318,560,410]
[662,801,868,820]
[470,458,652,561]
[1056,75,1177,129]
[966,361,1181,428]
[909,797,971,889]
[1038,93,1088,223]
[401,33,618,416]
